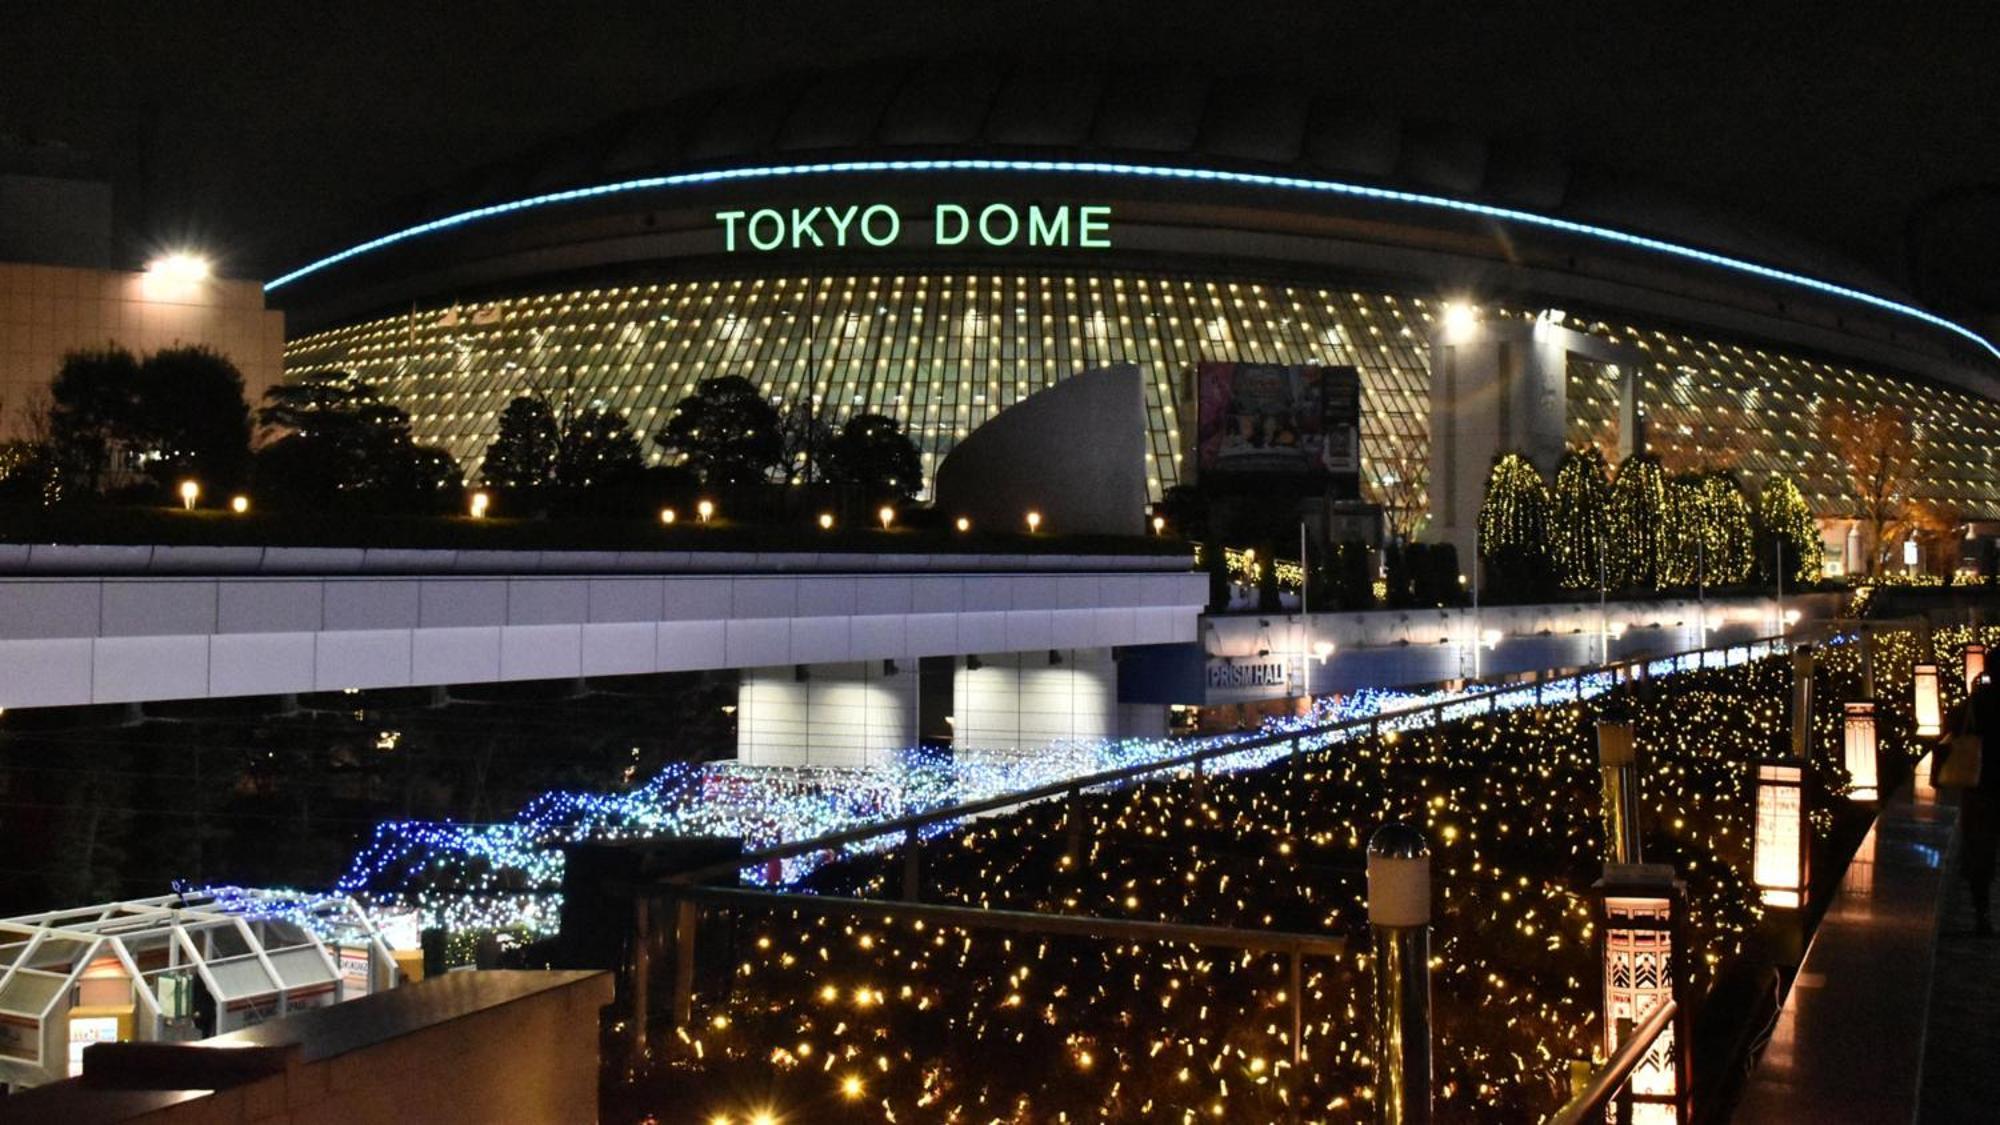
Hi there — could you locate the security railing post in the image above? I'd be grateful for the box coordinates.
[1368,824,1433,1125]
[672,897,698,1028]
[1598,720,1642,865]
[631,895,652,1064]
[1790,644,1815,758]
[902,826,922,903]
[1290,946,1304,1068]
[1064,786,1085,866]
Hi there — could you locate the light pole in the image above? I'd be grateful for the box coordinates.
[1599,540,1610,665]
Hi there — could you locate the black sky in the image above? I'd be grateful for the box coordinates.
[5,3,1998,323]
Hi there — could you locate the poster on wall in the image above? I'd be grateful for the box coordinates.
[1195,362,1361,482]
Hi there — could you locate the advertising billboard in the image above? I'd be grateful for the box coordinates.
[1195,362,1360,482]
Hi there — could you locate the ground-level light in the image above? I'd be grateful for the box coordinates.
[697,499,715,522]
[1843,701,1879,802]
[818,512,834,530]
[1151,515,1166,534]
[955,516,971,532]
[1025,510,1041,533]
[178,480,201,510]
[1751,760,1809,909]
[229,495,250,515]
[468,491,490,519]
[878,506,895,530]
[1913,662,1943,738]
[660,507,677,525]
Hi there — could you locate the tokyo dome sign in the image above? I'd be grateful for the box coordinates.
[715,202,1111,252]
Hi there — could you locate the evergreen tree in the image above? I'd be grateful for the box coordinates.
[133,346,252,494]
[1607,453,1668,590]
[1477,453,1554,601]
[1701,473,1756,585]
[824,413,923,503]
[481,396,560,496]
[555,406,646,491]
[1550,446,1611,590]
[47,346,141,496]
[1659,474,1704,587]
[1758,475,1824,586]
[656,375,782,486]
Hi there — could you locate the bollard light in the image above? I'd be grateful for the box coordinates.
[1843,701,1879,802]
[955,516,971,533]
[178,480,201,510]
[1913,662,1943,738]
[697,499,715,523]
[1025,510,1042,533]
[1966,644,1987,692]
[818,512,835,530]
[1367,823,1432,1125]
[660,507,677,525]
[1751,760,1809,909]
[878,505,895,530]
[229,494,250,515]
[1598,864,1688,1122]
[468,490,490,519]
[1152,515,1166,535]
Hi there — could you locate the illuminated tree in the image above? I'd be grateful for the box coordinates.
[1372,449,1429,544]
[1659,473,1704,588]
[1819,400,1922,575]
[1757,475,1824,586]
[1700,472,1756,586]
[1607,453,1667,590]
[1478,452,1553,600]
[1550,447,1611,590]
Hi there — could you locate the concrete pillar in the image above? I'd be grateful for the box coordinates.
[735,660,917,766]
[951,648,1120,750]
[1428,315,1573,568]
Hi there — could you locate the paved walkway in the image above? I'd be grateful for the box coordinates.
[1737,762,1956,1122]
[1917,796,2000,1122]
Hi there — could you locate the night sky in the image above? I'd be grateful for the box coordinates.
[5,3,1997,324]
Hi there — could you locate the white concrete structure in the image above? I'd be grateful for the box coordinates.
[1428,312,1642,566]
[0,547,1206,710]
[737,661,918,767]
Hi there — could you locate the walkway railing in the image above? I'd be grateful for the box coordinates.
[650,885,1347,1068]
[1546,997,1680,1125]
[670,634,1794,888]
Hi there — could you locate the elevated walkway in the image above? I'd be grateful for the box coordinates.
[1736,758,1959,1122]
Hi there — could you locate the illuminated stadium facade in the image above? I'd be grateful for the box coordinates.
[274,63,2000,560]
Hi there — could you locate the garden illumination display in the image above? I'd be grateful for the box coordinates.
[181,624,1982,1122]
[596,628,1972,1123]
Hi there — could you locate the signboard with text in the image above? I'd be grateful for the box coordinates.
[1195,362,1361,486]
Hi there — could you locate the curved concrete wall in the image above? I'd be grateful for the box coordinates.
[932,364,1147,537]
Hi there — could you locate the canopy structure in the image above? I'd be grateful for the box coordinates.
[0,888,405,1088]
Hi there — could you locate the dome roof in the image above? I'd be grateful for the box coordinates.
[389,56,1901,299]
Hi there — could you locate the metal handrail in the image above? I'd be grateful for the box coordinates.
[1546,997,1678,1125]
[668,632,1795,885]
[674,885,1349,958]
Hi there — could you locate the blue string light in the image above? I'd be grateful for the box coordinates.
[264,158,1998,362]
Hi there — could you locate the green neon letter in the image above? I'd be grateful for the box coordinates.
[825,204,859,246]
[934,203,970,247]
[1027,205,1070,247]
[861,204,900,247]
[790,206,825,249]
[979,203,1021,247]
[747,209,785,251]
[716,210,746,252]
[1079,205,1111,248]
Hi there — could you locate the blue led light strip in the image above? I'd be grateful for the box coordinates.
[267,157,1999,361]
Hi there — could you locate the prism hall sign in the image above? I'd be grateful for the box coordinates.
[715,203,1112,252]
